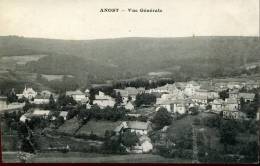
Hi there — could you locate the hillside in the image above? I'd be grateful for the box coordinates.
[0,36,259,92]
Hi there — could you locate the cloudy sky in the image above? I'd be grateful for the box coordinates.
[0,0,259,39]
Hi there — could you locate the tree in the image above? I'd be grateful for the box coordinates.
[152,107,172,130]
[23,101,32,113]
[121,130,139,147]
[219,120,237,153]
[102,136,126,154]
[6,89,18,103]
[115,92,123,107]
[135,93,156,107]
[48,94,56,109]
[219,90,229,100]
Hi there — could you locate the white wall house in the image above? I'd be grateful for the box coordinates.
[93,91,115,108]
[184,81,200,97]
[120,121,151,136]
[66,90,88,103]
[212,99,224,112]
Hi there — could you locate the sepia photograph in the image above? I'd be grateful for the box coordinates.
[0,0,259,164]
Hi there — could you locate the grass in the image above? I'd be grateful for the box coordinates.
[41,74,74,81]
[27,152,191,163]
[2,152,21,163]
[75,120,122,138]
[56,117,81,135]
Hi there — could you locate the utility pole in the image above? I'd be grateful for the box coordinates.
[192,124,199,163]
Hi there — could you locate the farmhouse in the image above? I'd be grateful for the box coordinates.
[211,99,224,112]
[156,99,186,114]
[123,101,135,111]
[238,93,255,102]
[118,121,151,136]
[223,98,239,111]
[191,95,207,105]
[184,81,200,97]
[33,95,49,104]
[115,87,145,102]
[229,89,239,99]
[93,91,115,108]
[66,90,87,103]
[20,109,50,122]
[59,111,69,120]
[223,110,246,120]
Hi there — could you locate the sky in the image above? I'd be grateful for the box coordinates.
[0,0,259,40]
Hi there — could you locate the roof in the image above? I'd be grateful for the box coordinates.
[40,90,52,96]
[213,99,224,105]
[239,93,255,99]
[229,89,239,94]
[32,109,50,116]
[59,111,68,117]
[156,98,185,105]
[187,81,200,86]
[126,121,150,130]
[225,98,238,104]
[196,89,208,93]
[34,94,49,99]
[66,90,84,96]
[191,95,207,100]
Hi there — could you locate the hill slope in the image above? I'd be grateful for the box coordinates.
[0,36,259,81]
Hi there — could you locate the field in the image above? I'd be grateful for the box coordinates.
[26,152,191,163]
[41,74,74,81]
[0,54,47,70]
[75,120,122,138]
[56,117,81,135]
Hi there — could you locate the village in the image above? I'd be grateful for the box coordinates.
[1,76,260,163]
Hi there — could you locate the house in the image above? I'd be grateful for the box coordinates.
[118,121,151,135]
[212,99,224,112]
[227,82,241,90]
[19,86,37,100]
[191,95,207,105]
[93,91,115,108]
[124,101,135,111]
[32,109,51,118]
[159,92,185,101]
[130,135,153,153]
[156,99,186,114]
[223,110,247,120]
[66,90,87,103]
[238,93,255,102]
[32,94,50,105]
[59,111,69,120]
[147,84,180,94]
[184,81,200,97]
[199,84,219,99]
[229,89,239,99]
[244,80,259,90]
[223,98,239,111]
[20,109,50,122]
[207,90,219,99]
[40,90,52,98]
[115,87,145,102]
[214,82,228,89]
[195,89,208,98]
[175,82,187,90]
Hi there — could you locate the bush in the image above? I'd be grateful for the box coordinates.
[152,107,172,130]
